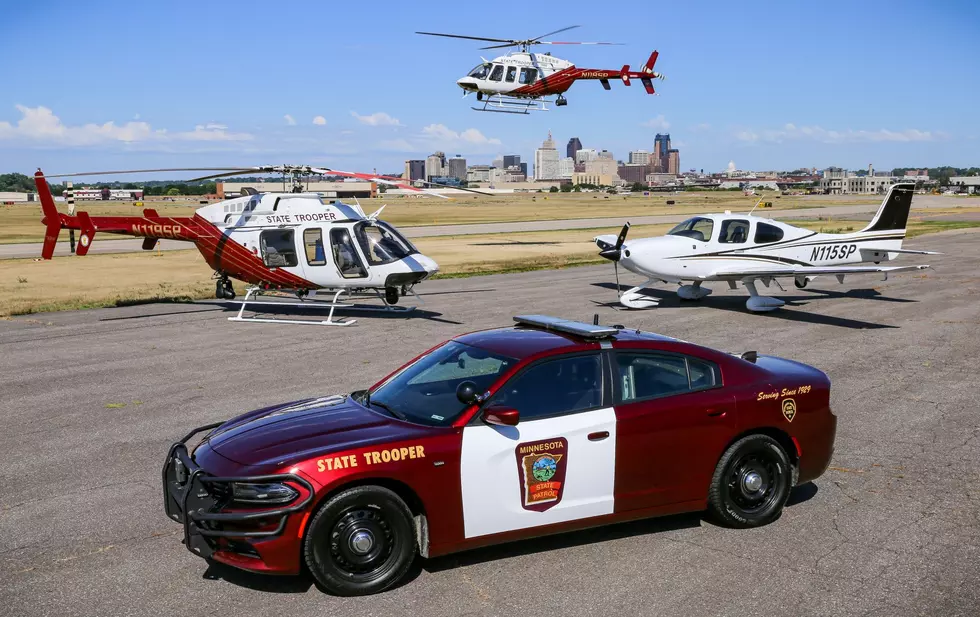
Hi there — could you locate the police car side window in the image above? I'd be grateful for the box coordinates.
[490,354,602,421]
[615,352,720,403]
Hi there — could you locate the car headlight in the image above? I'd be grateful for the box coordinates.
[230,482,299,505]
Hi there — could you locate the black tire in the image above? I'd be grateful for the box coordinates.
[303,486,417,596]
[708,434,793,528]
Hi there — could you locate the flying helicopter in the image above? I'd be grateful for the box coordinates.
[594,184,938,312]
[417,26,665,114]
[34,165,485,326]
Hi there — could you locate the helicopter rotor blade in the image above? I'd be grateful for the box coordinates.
[480,42,520,50]
[186,168,272,182]
[38,167,254,179]
[416,31,516,44]
[528,25,580,42]
[537,41,624,46]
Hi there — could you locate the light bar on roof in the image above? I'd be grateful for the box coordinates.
[513,315,619,339]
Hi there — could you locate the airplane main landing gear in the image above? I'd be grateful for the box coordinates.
[555,95,568,107]
[215,276,236,300]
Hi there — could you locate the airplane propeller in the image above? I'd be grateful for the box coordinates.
[598,222,630,297]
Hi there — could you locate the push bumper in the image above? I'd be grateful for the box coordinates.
[161,423,314,570]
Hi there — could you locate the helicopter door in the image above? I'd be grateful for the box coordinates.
[329,227,367,279]
[298,227,329,282]
[258,229,300,271]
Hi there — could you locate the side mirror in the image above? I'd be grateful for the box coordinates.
[456,381,479,405]
[482,405,519,427]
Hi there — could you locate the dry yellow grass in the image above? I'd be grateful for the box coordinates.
[3,217,975,317]
[0,192,829,244]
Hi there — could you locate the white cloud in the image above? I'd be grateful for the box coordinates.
[376,124,502,154]
[736,123,945,144]
[312,116,327,126]
[641,115,670,130]
[0,105,252,146]
[283,114,296,126]
[350,111,401,126]
[421,124,501,146]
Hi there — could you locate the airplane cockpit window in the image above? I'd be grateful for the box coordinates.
[667,217,714,242]
[488,64,504,81]
[718,219,750,244]
[754,222,785,244]
[505,66,517,82]
[330,228,367,278]
[519,67,538,84]
[259,229,298,268]
[468,64,490,79]
[354,221,418,265]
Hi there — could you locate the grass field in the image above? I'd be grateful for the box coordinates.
[0,191,848,244]
[3,217,978,317]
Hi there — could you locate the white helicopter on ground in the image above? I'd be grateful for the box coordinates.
[417,26,664,114]
[35,165,484,326]
[595,183,939,312]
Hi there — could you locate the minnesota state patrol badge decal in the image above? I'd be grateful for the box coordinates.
[782,398,797,423]
[515,438,568,511]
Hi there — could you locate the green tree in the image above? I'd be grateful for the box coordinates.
[166,187,181,196]
[549,185,559,193]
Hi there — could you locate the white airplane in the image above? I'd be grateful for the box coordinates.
[594,183,939,312]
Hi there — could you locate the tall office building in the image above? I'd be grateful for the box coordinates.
[533,131,560,180]
[653,134,671,173]
[667,149,680,175]
[559,157,575,180]
[575,148,598,164]
[425,151,446,180]
[491,156,503,169]
[519,162,528,178]
[447,156,467,182]
[503,154,521,169]
[566,137,582,160]
[628,150,650,165]
[404,159,425,181]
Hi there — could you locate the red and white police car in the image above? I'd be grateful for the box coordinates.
[163,315,836,595]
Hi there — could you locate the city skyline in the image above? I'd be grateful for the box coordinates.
[1,0,976,178]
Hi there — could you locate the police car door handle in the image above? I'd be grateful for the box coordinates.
[706,408,726,417]
[588,431,610,441]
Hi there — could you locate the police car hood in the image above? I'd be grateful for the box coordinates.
[202,395,432,468]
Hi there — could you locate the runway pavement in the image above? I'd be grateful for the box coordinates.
[0,194,969,259]
[1,230,978,616]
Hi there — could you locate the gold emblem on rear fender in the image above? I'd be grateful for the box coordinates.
[782,398,797,423]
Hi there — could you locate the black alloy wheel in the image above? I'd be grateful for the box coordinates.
[708,434,793,528]
[304,486,417,596]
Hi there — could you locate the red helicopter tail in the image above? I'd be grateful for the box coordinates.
[579,50,663,94]
[35,170,65,260]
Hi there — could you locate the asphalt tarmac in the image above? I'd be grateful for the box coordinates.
[1,230,978,616]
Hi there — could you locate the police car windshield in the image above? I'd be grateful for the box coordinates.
[365,341,516,426]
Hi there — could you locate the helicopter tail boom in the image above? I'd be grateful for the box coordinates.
[572,50,663,94]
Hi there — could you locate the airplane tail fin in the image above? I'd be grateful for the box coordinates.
[861,183,915,233]
[35,170,63,260]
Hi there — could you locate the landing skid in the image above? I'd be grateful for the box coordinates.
[228,287,419,326]
[472,94,560,114]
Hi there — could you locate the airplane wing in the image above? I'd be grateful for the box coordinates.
[701,264,930,281]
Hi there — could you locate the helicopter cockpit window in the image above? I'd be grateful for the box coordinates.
[330,228,367,278]
[667,217,714,242]
[505,66,517,82]
[468,64,490,79]
[354,221,418,266]
[519,67,538,84]
[259,229,298,268]
[304,228,327,266]
[488,64,504,81]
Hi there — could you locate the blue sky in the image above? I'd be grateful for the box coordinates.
[1,0,976,179]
